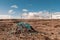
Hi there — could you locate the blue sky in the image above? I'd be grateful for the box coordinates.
[0,0,60,19]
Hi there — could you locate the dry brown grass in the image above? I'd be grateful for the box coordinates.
[0,19,60,40]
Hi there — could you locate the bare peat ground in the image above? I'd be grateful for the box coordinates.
[0,19,60,40]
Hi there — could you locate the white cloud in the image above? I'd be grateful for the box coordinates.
[0,15,21,19]
[52,15,60,19]
[7,6,60,19]
[0,15,11,19]
[11,16,21,19]
[8,5,18,14]
[21,11,51,19]
[11,5,18,8]
[52,12,60,19]
[22,9,28,12]
[8,9,15,14]
[8,10,13,13]
[21,11,60,19]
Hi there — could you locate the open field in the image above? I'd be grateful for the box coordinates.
[0,19,60,40]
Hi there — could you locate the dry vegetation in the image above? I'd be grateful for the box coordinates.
[0,19,60,40]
